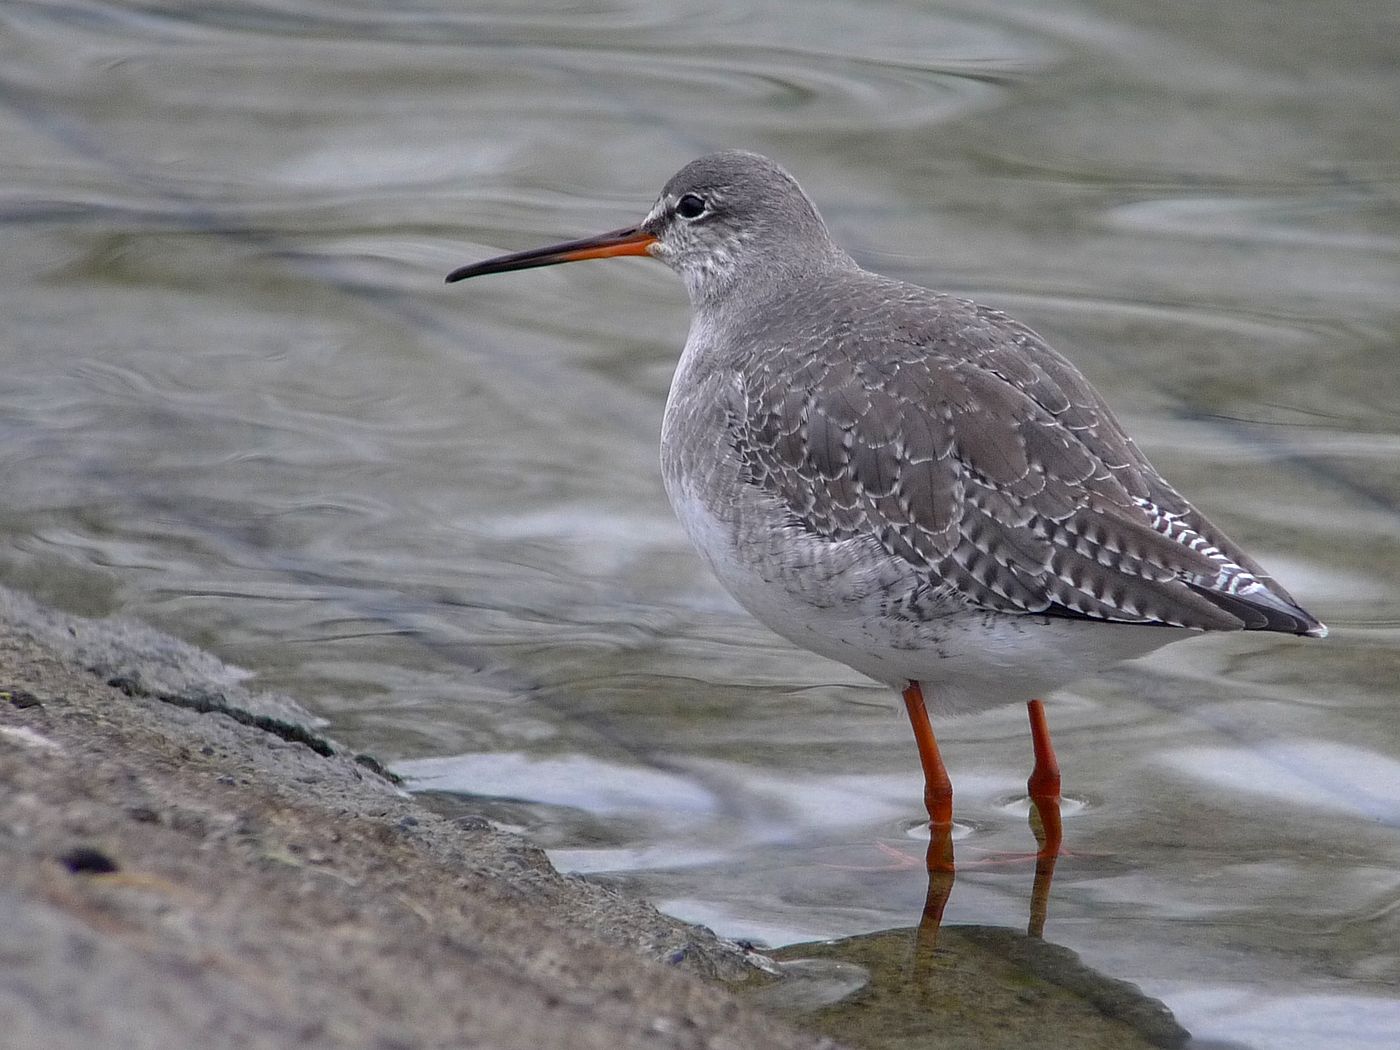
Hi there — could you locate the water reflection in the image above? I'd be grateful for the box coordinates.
[903,796,1058,943]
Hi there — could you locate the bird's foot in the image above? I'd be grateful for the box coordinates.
[823,834,958,873]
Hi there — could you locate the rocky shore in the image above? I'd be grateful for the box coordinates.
[0,585,833,1049]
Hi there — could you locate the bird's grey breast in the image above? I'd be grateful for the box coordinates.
[660,300,943,628]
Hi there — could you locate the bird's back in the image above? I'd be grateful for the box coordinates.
[669,263,1324,640]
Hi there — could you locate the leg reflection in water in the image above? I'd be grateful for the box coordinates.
[916,699,1065,951]
[914,823,1062,955]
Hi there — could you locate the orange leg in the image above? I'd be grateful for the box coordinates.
[1026,698,1061,801]
[1025,698,1064,859]
[1025,699,1063,936]
[902,681,955,872]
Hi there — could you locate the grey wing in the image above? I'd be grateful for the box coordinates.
[730,301,1323,636]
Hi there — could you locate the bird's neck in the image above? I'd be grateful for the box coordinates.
[687,243,858,315]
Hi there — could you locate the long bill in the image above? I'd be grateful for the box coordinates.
[445,226,658,283]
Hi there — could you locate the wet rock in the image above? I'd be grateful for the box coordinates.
[0,584,824,1050]
[2,687,42,709]
[59,846,120,875]
[756,923,1190,1050]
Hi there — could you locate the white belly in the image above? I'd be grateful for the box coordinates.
[663,463,1192,716]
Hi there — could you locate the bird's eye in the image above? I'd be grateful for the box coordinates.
[675,193,707,220]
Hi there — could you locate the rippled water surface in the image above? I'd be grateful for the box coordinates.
[4,1,1399,1047]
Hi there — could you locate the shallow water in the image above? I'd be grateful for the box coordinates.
[3,1,1399,1046]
